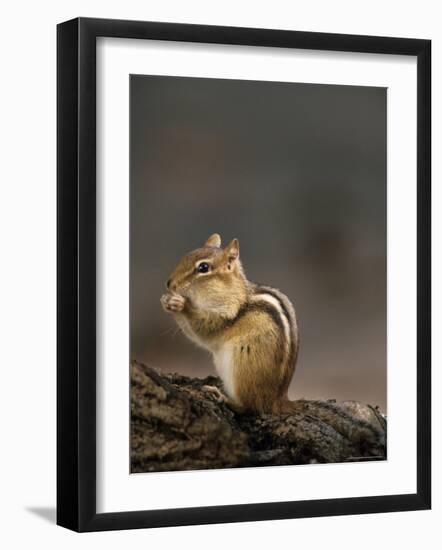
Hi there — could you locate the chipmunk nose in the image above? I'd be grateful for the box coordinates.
[166,278,177,291]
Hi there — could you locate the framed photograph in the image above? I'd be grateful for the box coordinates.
[57,17,431,532]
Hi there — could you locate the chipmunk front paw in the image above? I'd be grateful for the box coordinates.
[161,292,186,313]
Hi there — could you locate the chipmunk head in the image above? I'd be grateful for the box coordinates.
[166,234,247,314]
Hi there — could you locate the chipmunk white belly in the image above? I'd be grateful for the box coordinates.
[213,345,236,401]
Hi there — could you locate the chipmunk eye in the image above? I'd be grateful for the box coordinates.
[197,262,210,274]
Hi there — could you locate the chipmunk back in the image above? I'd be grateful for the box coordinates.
[161,233,299,414]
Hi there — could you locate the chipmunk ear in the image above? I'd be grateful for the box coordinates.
[204,233,221,248]
[225,238,240,262]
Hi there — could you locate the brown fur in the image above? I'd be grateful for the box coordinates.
[161,234,299,414]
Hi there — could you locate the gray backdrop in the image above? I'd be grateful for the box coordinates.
[130,75,386,410]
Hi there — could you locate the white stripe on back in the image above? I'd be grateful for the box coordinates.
[252,293,291,360]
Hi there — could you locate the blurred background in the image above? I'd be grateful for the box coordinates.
[130,75,386,411]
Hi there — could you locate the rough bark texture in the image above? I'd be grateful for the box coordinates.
[131,360,386,473]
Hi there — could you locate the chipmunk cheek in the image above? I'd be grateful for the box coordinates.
[179,281,192,295]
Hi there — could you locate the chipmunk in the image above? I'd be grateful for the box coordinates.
[160,234,299,414]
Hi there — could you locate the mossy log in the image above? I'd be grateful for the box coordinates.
[131,360,386,473]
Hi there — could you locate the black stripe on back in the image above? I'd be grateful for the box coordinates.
[254,285,296,364]
[221,300,285,335]
[255,285,293,326]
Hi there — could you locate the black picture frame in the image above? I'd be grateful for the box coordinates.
[57,17,431,532]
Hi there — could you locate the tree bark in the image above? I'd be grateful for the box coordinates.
[131,360,386,473]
